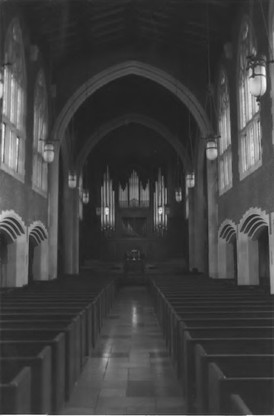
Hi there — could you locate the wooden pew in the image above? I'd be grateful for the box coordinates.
[0,311,90,362]
[0,345,52,414]
[195,344,274,413]
[0,335,65,413]
[0,364,31,414]
[229,393,252,415]
[0,317,81,381]
[181,327,274,404]
[208,361,274,415]
[0,329,75,399]
[172,308,274,370]
[0,303,92,358]
[171,316,274,367]
[163,303,274,353]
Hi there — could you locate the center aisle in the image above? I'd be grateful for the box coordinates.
[61,285,186,415]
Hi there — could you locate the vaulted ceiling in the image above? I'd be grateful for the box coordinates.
[14,0,247,172]
[21,0,243,67]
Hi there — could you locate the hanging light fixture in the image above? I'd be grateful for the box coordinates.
[81,161,90,204]
[82,189,89,204]
[43,142,55,163]
[68,171,77,189]
[175,188,182,202]
[174,154,183,202]
[205,134,220,161]
[203,2,221,161]
[186,172,195,188]
[0,72,3,100]
[247,55,267,101]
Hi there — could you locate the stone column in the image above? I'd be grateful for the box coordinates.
[218,238,235,279]
[33,239,49,281]
[9,234,28,287]
[62,182,80,275]
[207,159,218,278]
[192,142,208,274]
[193,174,207,273]
[269,213,274,294]
[48,146,60,280]
[237,232,259,285]
[188,188,195,270]
[218,238,227,279]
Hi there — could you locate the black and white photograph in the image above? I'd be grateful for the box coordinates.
[0,0,273,414]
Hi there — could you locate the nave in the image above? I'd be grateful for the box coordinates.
[61,285,186,415]
[1,268,273,415]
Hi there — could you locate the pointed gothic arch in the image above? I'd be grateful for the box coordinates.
[0,210,27,287]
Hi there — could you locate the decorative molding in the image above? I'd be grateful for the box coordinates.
[76,113,188,173]
[52,60,211,146]
[0,210,27,242]
[218,219,237,242]
[28,221,48,245]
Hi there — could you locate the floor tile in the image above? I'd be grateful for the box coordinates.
[126,380,155,396]
[99,388,127,397]
[60,285,185,415]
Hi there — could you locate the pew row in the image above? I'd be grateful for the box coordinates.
[0,364,31,414]
[208,361,274,415]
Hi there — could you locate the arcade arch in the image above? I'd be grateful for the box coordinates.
[218,220,237,280]
[0,211,27,287]
[238,208,270,288]
[50,61,212,276]
[28,221,49,283]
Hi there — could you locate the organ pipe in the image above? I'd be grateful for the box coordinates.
[100,166,115,234]
[153,168,168,234]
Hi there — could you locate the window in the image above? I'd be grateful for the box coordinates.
[218,69,232,193]
[32,71,48,193]
[1,19,26,177]
[238,18,262,178]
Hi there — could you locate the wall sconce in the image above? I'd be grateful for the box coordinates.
[43,142,55,163]
[82,190,89,204]
[247,55,267,101]
[0,74,3,100]
[186,172,195,188]
[175,187,182,202]
[158,206,163,215]
[104,206,110,216]
[68,172,77,189]
[205,135,220,161]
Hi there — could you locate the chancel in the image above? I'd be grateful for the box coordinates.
[0,1,274,415]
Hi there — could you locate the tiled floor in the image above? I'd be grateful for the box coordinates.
[61,285,186,415]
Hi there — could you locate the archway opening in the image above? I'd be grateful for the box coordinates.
[231,236,238,281]
[80,124,189,268]
[0,233,9,287]
[28,236,36,284]
[258,227,270,290]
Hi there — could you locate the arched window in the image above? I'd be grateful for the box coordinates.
[1,19,26,177]
[218,69,232,193]
[238,17,262,178]
[269,0,274,145]
[33,70,48,193]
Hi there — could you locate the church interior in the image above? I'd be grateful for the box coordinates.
[0,0,274,414]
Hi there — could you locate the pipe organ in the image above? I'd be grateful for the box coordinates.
[118,170,149,208]
[98,167,168,238]
[153,168,168,234]
[100,166,115,233]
